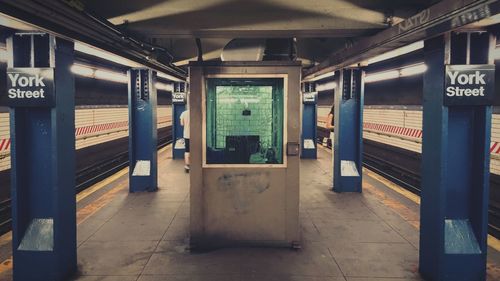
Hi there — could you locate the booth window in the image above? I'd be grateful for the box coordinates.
[206,78,284,164]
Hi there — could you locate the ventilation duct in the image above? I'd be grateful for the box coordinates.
[221,38,297,61]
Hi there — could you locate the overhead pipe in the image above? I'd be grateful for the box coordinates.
[0,0,186,79]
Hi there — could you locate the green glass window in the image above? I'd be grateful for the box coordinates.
[206,78,284,164]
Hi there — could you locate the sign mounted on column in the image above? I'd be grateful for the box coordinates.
[172,92,186,104]
[444,65,494,106]
[302,92,317,104]
[6,68,55,107]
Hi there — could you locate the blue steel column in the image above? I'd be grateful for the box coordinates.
[7,34,76,280]
[301,82,317,159]
[128,69,158,192]
[333,69,364,192]
[420,32,494,281]
[172,82,186,159]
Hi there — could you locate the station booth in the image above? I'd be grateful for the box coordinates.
[188,62,301,248]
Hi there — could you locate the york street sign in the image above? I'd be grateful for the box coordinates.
[303,92,317,104]
[6,68,55,107]
[172,92,186,104]
[444,65,494,106]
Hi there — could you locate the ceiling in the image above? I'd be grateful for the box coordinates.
[78,0,437,68]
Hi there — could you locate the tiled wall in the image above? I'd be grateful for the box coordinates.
[215,86,273,148]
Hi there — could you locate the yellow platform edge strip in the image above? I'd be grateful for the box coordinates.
[364,168,500,252]
[0,145,172,274]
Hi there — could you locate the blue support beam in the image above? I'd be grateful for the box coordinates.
[301,82,317,159]
[333,69,364,193]
[7,33,76,281]
[420,32,494,281]
[172,82,187,159]
[128,68,158,192]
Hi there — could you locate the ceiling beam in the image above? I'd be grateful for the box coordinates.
[304,0,500,80]
[0,0,186,80]
[127,28,382,39]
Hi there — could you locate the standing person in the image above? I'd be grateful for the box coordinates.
[326,104,334,147]
[180,109,190,172]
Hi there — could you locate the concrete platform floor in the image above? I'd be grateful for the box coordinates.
[1,145,500,280]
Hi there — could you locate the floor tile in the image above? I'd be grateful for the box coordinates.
[77,241,157,275]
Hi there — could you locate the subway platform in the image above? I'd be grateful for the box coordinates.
[0,146,499,281]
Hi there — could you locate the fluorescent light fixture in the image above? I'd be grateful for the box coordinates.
[316,81,337,92]
[400,63,427,77]
[306,41,424,84]
[155,82,174,92]
[94,69,128,83]
[365,70,399,83]
[75,42,142,68]
[0,14,36,31]
[367,41,424,65]
[0,47,6,62]
[71,63,127,83]
[4,41,184,82]
[492,47,500,60]
[306,71,335,82]
[365,63,427,83]
[157,71,184,82]
[75,42,185,82]
[71,64,95,77]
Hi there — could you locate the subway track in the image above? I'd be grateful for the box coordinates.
[0,126,173,236]
[318,127,500,239]
[0,125,498,239]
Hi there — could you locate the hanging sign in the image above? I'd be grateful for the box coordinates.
[6,68,55,107]
[444,65,495,106]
